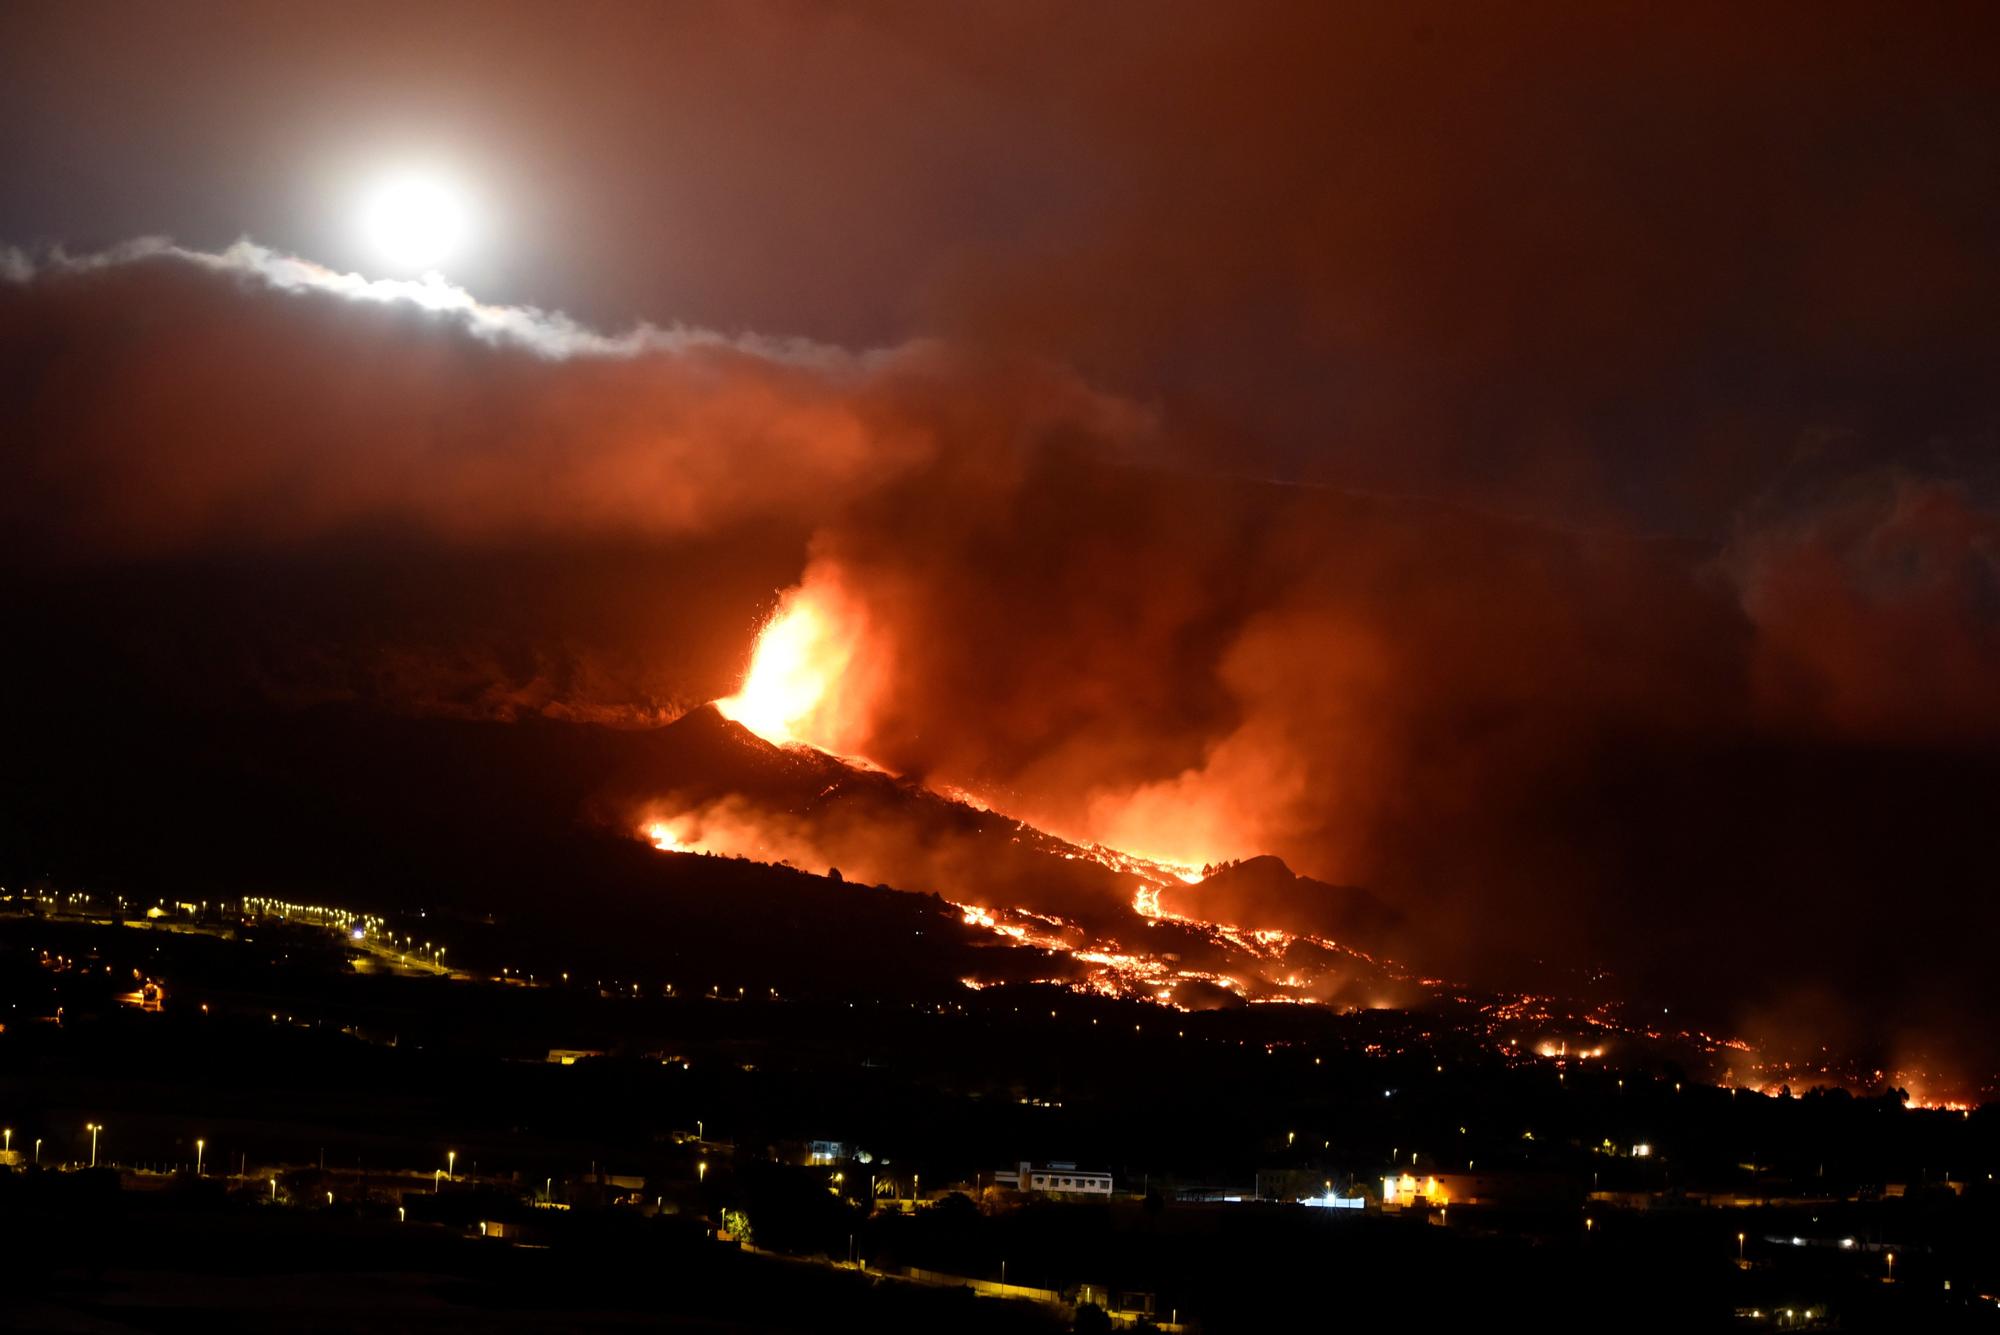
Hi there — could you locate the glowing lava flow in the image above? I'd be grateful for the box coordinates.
[945,900,1238,1005]
[631,805,1808,1085]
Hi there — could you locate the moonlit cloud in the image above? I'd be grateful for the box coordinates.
[2,237,860,366]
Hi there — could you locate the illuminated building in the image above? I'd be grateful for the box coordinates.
[994,1161,1113,1196]
[1381,1171,1577,1209]
[1381,1173,1448,1208]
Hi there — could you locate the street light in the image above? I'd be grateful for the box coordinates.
[196,1139,205,1176]
[33,1138,41,1165]
[434,1169,443,1193]
[1738,1232,1745,1264]
[447,1150,456,1180]
[698,1160,707,1184]
[87,1123,100,1168]
[3,1128,10,1152]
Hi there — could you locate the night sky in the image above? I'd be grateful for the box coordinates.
[3,2,1998,1087]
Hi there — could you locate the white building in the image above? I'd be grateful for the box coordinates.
[993,1160,1113,1196]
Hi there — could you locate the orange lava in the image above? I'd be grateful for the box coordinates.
[716,566,875,752]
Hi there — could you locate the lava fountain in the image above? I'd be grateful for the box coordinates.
[717,565,876,752]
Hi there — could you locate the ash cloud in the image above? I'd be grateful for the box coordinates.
[0,237,1139,717]
[0,241,920,560]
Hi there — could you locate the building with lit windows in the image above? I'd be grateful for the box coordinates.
[994,1161,1113,1195]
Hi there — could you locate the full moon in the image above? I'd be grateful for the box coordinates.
[360,172,470,272]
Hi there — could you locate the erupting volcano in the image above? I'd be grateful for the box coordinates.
[707,565,1250,877]
[631,581,1813,1092]
[646,576,1401,1005]
[7,7,1998,1325]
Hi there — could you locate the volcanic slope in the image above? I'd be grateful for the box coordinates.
[616,704,1416,1008]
